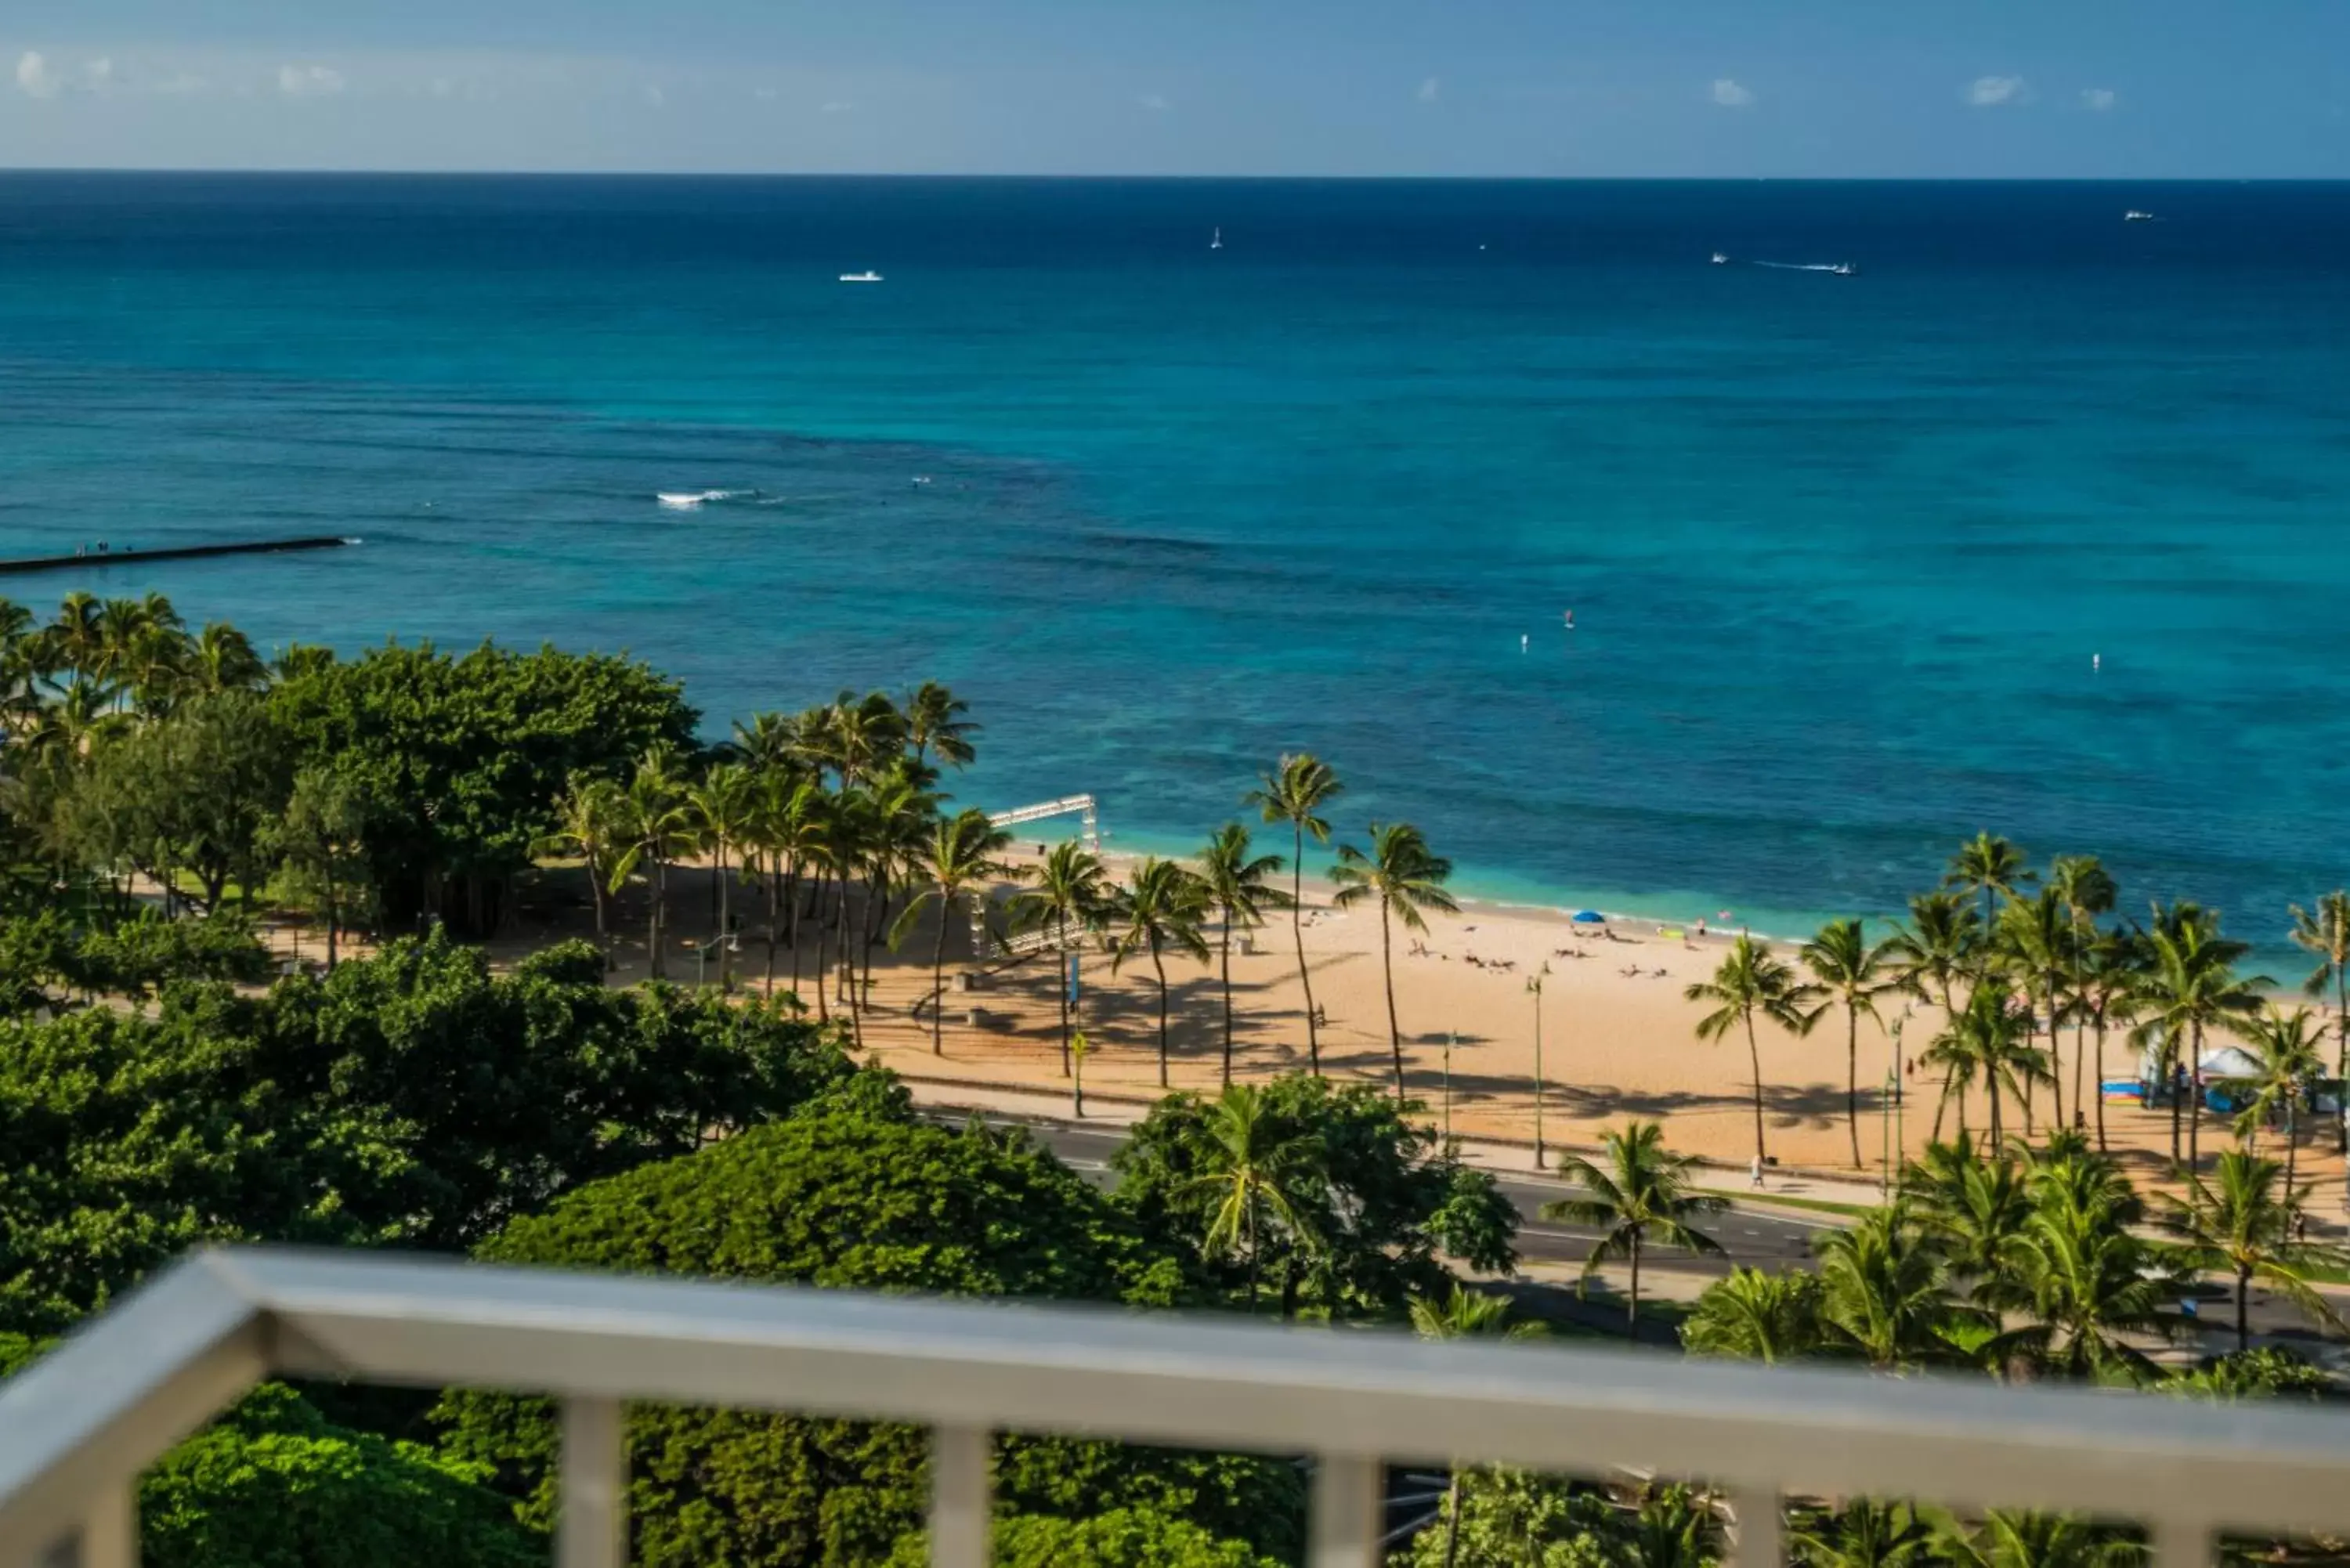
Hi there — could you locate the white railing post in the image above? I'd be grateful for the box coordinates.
[1730,1487,1780,1567]
[556,1398,627,1568]
[1310,1455,1381,1568]
[929,1425,990,1568]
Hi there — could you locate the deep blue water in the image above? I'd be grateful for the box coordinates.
[2,173,2347,947]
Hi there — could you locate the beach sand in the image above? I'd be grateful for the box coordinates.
[486,851,2346,1198]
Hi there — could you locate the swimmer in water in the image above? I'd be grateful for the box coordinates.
[1563,609,1574,630]
[2092,652,2101,674]
[1520,634,1530,652]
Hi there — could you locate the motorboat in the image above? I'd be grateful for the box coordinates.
[839,271,884,284]
[2124,210,2155,222]
[1710,251,1730,265]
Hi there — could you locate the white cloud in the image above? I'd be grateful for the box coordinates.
[1416,76,1441,103]
[15,51,60,99]
[2081,87,2117,112]
[642,84,665,107]
[1139,92,1169,112]
[819,99,853,114]
[277,63,345,98]
[1711,78,1754,108]
[81,58,114,93]
[1966,74,2026,107]
[153,71,208,96]
[753,85,779,102]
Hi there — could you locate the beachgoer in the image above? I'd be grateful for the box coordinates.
[2092,652,2101,674]
[1695,918,1707,938]
[1749,1154,1763,1190]
[1520,634,1529,652]
[1563,609,1574,630]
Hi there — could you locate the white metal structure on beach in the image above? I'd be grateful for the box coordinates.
[971,794,1102,959]
[7,1247,2350,1568]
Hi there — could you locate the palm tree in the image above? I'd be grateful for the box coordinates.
[1244,754,1343,1073]
[2164,1151,2350,1354]
[189,623,266,695]
[2075,931,2143,1155]
[1687,933,1817,1167]
[2288,891,2350,1152]
[536,772,624,941]
[901,681,978,768]
[890,808,1015,1053]
[1407,1283,1542,1568]
[1196,824,1290,1086]
[606,750,697,981]
[2134,905,2264,1171]
[1990,1182,2182,1383]
[1997,888,2074,1132]
[1187,1084,1323,1310]
[1800,917,1898,1169]
[1107,857,1211,1088]
[685,762,761,991]
[1906,1134,2031,1299]
[1680,1266,1823,1364]
[1009,841,1111,1076]
[1330,822,1458,1098]
[1888,890,1983,1140]
[1943,832,2034,936]
[2048,855,2117,1122]
[1790,1500,1940,1568]
[1544,1121,1726,1325]
[2222,1006,2326,1185]
[750,772,822,999]
[1928,983,2048,1145]
[1813,1207,1976,1369]
[1936,1511,2145,1568]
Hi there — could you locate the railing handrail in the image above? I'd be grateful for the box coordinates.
[5,1247,2350,1566]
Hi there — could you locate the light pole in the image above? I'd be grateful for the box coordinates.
[1528,963,1551,1171]
[1444,1031,1456,1137]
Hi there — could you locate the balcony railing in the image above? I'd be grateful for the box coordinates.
[3,1248,2348,1568]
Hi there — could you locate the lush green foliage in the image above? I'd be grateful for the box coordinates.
[437,1110,1296,1568]
[1113,1074,1517,1320]
[0,932,855,1331]
[268,639,697,934]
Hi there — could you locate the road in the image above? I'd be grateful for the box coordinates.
[953,1112,2349,1356]
[974,1116,1833,1277]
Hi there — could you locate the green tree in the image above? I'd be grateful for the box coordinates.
[1011,841,1112,1077]
[1905,1135,2030,1297]
[269,640,696,936]
[1408,1286,1543,1568]
[1331,822,1459,1099]
[72,690,292,913]
[1996,888,2075,1131]
[607,750,698,981]
[1244,754,1343,1074]
[1108,858,1213,1089]
[2162,1151,2350,1354]
[1196,824,1290,1087]
[1932,1510,2144,1568]
[1989,1173,2182,1384]
[1788,1499,1939,1568]
[1813,1208,1978,1369]
[437,1112,1300,1568]
[2287,890,2350,1153]
[902,680,978,768]
[1680,1266,1824,1364]
[267,765,377,967]
[535,771,623,943]
[1943,833,2034,937]
[1544,1121,1725,1326]
[1686,934,1817,1167]
[1799,918,1899,1169]
[1925,983,2049,1147]
[2047,856,2118,1122]
[684,761,761,991]
[1186,1084,1322,1310]
[2220,1006,2326,1185]
[1889,890,1984,1140]
[2133,905,2264,1172]
[1114,1074,1516,1321]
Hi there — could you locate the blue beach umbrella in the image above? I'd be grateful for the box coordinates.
[1571,910,1606,924]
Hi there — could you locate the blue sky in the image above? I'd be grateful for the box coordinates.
[4,2,2348,176]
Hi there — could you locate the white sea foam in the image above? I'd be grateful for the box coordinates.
[657,489,754,510]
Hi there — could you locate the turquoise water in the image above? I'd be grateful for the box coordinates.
[2,174,2347,947]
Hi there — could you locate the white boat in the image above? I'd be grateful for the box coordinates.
[1710,251,1730,265]
[1210,227,1224,251]
[2124,210,2155,222]
[839,270,884,284]
[1829,262,1857,276]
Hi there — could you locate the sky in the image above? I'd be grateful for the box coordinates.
[3,2,2348,178]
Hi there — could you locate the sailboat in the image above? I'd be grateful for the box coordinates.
[1210,227,1224,251]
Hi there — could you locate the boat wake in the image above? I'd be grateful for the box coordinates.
[1752,260,1853,273]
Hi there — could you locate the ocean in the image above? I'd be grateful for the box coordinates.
[2,173,2346,952]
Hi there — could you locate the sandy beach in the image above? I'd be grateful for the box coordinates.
[479,848,2348,1199]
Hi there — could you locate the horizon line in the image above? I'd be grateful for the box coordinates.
[0,166,2340,184]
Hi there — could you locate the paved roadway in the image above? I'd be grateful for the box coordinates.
[953,1113,2348,1356]
[972,1116,1833,1276]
